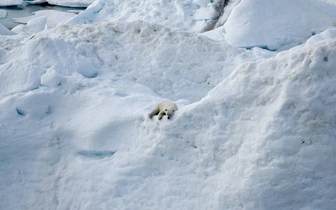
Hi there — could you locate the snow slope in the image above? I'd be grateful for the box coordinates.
[1,0,336,209]
[0,23,15,35]
[223,0,336,50]
[0,10,7,19]
[0,0,23,6]
[68,0,226,32]
[68,0,336,51]
[194,40,336,209]
[0,20,259,209]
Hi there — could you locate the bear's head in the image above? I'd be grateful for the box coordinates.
[165,108,177,119]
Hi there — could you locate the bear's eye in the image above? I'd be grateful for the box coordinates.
[165,109,167,111]
[172,110,174,112]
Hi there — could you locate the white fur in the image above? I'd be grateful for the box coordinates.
[148,100,178,120]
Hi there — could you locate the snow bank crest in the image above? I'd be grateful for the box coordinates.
[67,0,226,32]
[223,0,336,50]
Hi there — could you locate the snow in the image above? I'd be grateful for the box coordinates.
[67,0,336,47]
[26,0,47,4]
[0,23,15,35]
[12,10,76,33]
[0,0,93,7]
[0,10,7,19]
[47,0,94,7]
[202,40,336,208]
[67,0,225,32]
[1,0,336,209]
[193,4,220,21]
[307,28,336,44]
[0,0,23,6]
[223,0,336,50]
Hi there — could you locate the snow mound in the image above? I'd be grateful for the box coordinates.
[44,21,255,102]
[1,22,336,208]
[0,35,100,95]
[307,28,336,44]
[41,67,66,88]
[223,0,336,50]
[67,0,225,32]
[15,91,54,118]
[2,1,336,209]
[153,38,336,209]
[66,0,336,50]
[12,10,77,34]
[12,16,48,34]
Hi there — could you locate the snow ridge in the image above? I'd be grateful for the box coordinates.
[1,0,336,209]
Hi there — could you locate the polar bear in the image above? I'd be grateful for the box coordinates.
[148,100,178,120]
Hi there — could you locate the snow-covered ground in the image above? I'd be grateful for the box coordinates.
[0,0,23,6]
[222,0,336,50]
[0,0,94,7]
[47,0,94,7]
[0,3,84,30]
[0,10,7,19]
[12,10,76,33]
[1,0,336,209]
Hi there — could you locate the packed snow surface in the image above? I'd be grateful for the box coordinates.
[0,10,7,19]
[68,0,336,50]
[0,0,93,7]
[68,0,226,32]
[1,0,336,209]
[0,0,23,6]
[12,10,76,33]
[223,0,336,50]
[0,23,15,35]
[47,0,94,7]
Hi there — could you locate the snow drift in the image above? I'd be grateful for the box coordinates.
[68,0,336,51]
[67,0,227,32]
[1,0,336,209]
[223,0,336,50]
